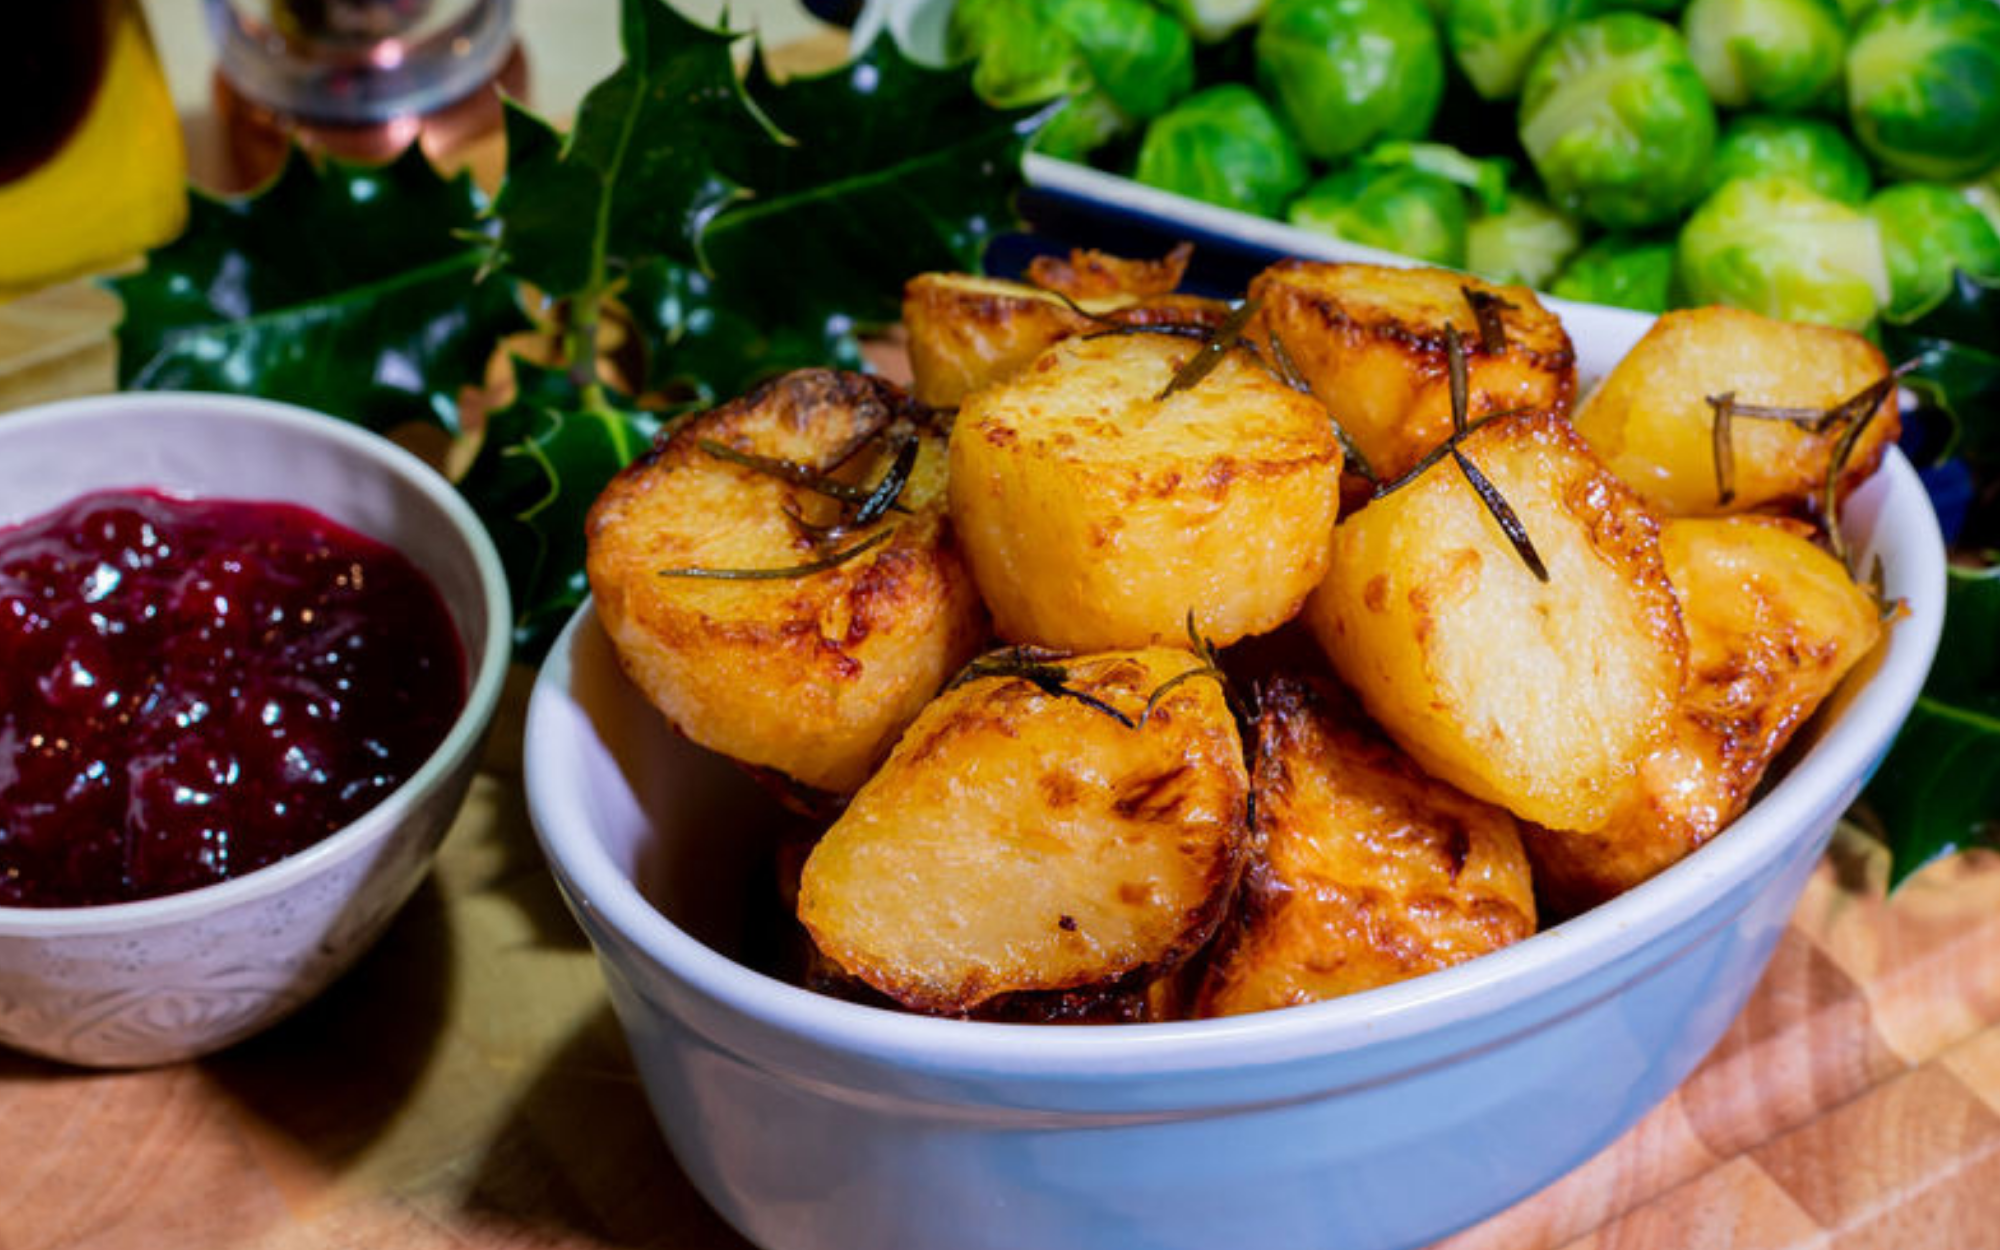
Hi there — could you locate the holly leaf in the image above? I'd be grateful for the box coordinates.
[622,256,864,405]
[1885,270,2000,472]
[700,37,1050,335]
[111,145,523,435]
[484,0,773,297]
[456,361,664,657]
[1865,560,2000,886]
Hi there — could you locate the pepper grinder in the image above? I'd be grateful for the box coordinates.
[207,0,526,190]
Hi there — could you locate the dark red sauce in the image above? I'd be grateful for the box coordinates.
[0,489,466,907]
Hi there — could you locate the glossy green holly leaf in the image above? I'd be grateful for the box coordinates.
[1866,560,2000,887]
[111,145,524,435]
[456,360,664,657]
[1885,270,2000,470]
[700,36,1050,335]
[621,256,864,406]
[484,0,773,298]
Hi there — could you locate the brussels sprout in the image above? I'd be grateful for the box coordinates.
[1466,194,1584,287]
[1034,89,1133,161]
[949,0,1091,107]
[1965,174,2000,235]
[1048,0,1196,119]
[1134,85,1309,217]
[1288,166,1472,266]
[949,0,1192,123]
[1708,114,1873,204]
[1445,0,1592,101]
[1682,0,1847,110]
[1360,140,1513,213]
[1866,181,2000,320]
[1846,0,2000,182]
[1159,0,1267,42]
[1254,0,1445,163]
[1519,14,1718,230]
[1550,235,1678,311]
[1677,175,1891,329]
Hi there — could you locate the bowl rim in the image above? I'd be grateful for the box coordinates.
[0,391,514,935]
[526,449,1944,1077]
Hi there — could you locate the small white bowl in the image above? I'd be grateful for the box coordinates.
[0,392,511,1068]
[525,322,1944,1246]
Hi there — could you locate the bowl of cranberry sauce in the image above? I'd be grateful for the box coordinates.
[0,393,510,1068]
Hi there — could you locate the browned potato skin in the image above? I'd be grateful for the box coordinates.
[1306,413,1687,833]
[585,370,987,796]
[797,648,1250,1017]
[1195,679,1536,1017]
[1025,242,1194,300]
[1248,260,1576,483]
[950,332,1343,651]
[903,269,1228,409]
[1525,516,1883,915]
[1571,306,1900,517]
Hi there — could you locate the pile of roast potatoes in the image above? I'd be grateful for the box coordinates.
[583,247,1898,1022]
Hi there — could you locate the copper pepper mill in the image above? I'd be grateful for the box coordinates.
[208,0,526,190]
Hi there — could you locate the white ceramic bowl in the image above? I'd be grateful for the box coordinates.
[526,341,1944,1250]
[0,393,511,1068]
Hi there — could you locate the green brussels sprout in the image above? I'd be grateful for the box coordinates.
[1445,0,1593,101]
[1676,175,1891,329]
[1550,235,1678,311]
[1519,14,1718,230]
[1707,114,1873,204]
[949,0,1091,107]
[1048,0,1196,119]
[1287,165,1472,266]
[1837,0,1884,22]
[1159,0,1267,42]
[1254,0,1445,163]
[1034,89,1133,161]
[1964,174,2000,235]
[1866,181,2000,320]
[1466,194,1584,287]
[1134,85,1309,217]
[1682,0,1847,111]
[1360,140,1513,213]
[948,0,1192,122]
[1605,0,1690,12]
[1846,0,2000,182]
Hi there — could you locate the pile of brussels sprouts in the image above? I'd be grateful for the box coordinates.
[948,0,2000,328]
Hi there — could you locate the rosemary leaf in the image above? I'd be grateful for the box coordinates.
[1706,392,1738,507]
[1821,378,1892,569]
[1140,666,1226,725]
[947,648,1139,729]
[699,438,875,504]
[1264,332,1378,484]
[851,435,919,528]
[1453,446,1550,583]
[657,525,895,580]
[1462,286,1513,356]
[1371,408,1530,498]
[1158,299,1260,401]
[1445,324,1470,436]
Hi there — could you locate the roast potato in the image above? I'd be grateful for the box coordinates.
[1525,516,1883,914]
[586,369,987,796]
[1248,260,1576,483]
[1571,306,1900,517]
[797,647,1250,1017]
[903,246,1228,408]
[1195,678,1537,1017]
[1306,412,1687,833]
[949,330,1343,651]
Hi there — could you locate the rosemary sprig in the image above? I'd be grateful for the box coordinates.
[1706,391,1739,507]
[1141,612,1258,742]
[1820,377,1894,569]
[698,438,906,510]
[656,526,895,581]
[1703,371,1900,515]
[1158,299,1260,401]
[1461,286,1513,356]
[1374,329,1547,582]
[948,646,1137,728]
[1263,331,1378,485]
[850,435,920,529]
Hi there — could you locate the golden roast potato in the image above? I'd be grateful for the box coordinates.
[1305,412,1687,833]
[949,330,1343,652]
[1195,678,1536,1017]
[1571,306,1900,518]
[797,647,1250,1017]
[1248,260,1576,483]
[902,246,1228,408]
[1525,516,1883,915]
[585,369,987,796]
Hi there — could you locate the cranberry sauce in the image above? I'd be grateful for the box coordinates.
[0,489,466,907]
